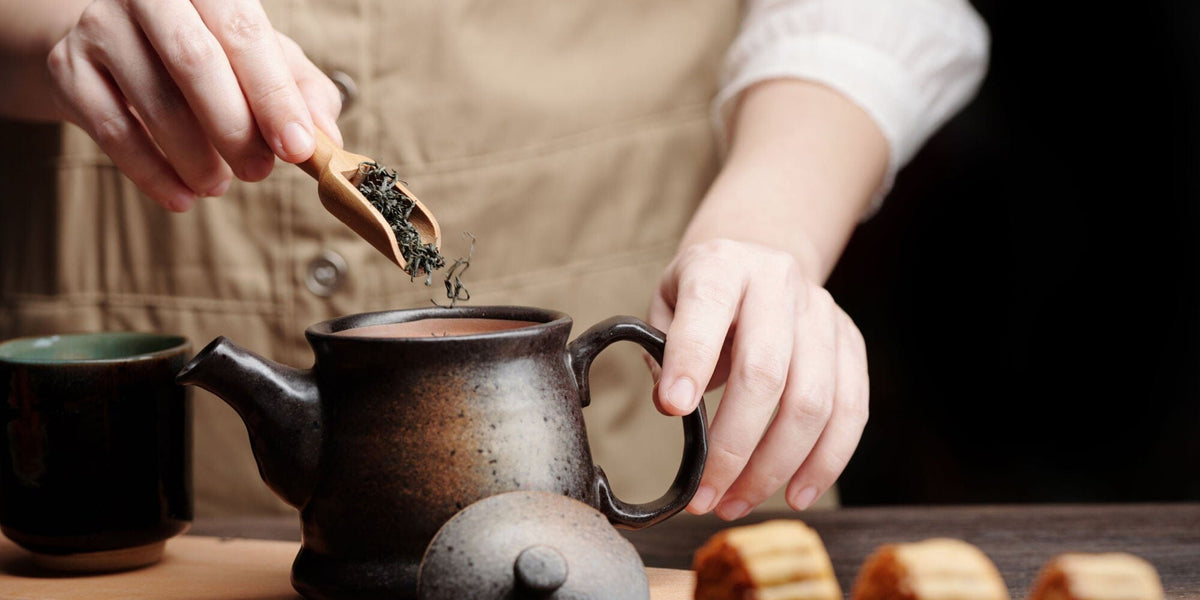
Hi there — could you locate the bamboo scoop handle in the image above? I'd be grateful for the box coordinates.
[298,129,345,180]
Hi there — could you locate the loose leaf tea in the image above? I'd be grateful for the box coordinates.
[355,161,445,282]
[354,161,476,307]
[433,232,475,308]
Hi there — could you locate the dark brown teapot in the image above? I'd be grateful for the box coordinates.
[176,306,706,600]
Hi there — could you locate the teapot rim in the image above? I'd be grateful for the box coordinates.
[305,305,572,342]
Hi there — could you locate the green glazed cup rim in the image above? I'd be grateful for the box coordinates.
[0,332,190,365]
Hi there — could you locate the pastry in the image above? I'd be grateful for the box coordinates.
[850,538,1010,600]
[1027,553,1164,600]
[693,519,841,600]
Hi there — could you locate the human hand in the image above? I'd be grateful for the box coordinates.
[45,0,342,211]
[648,238,869,519]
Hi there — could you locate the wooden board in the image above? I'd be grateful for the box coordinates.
[0,535,694,599]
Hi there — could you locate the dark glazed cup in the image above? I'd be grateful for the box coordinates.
[0,333,192,572]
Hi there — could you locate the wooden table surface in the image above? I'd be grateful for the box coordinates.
[192,503,1200,598]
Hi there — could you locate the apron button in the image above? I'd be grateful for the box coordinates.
[328,70,358,114]
[305,250,348,297]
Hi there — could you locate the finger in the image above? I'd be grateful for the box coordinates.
[785,310,870,510]
[645,291,673,410]
[129,0,275,181]
[690,274,796,518]
[48,46,195,211]
[648,287,733,410]
[657,250,742,416]
[708,336,734,393]
[647,288,674,333]
[714,285,839,519]
[193,0,315,162]
[96,8,231,198]
[278,32,343,147]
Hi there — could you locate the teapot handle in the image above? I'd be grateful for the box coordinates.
[567,316,708,530]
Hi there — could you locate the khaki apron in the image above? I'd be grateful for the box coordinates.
[0,0,742,516]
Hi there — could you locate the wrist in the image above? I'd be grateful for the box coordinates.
[679,163,829,282]
[678,79,889,282]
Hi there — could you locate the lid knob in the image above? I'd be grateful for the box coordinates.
[418,492,650,599]
[514,545,569,594]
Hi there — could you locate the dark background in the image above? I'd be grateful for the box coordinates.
[832,1,1200,504]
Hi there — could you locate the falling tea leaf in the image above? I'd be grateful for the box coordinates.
[433,232,476,308]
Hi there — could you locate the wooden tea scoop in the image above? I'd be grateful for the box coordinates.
[298,129,441,270]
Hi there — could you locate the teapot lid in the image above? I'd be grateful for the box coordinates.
[417,491,650,599]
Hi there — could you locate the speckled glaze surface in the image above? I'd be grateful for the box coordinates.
[0,333,193,568]
[418,491,650,599]
[176,306,707,600]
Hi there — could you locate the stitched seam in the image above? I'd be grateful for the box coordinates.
[0,292,281,314]
[2,242,679,311]
[52,103,713,175]
[405,103,712,176]
[366,241,678,303]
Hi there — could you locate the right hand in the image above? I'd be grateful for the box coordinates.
[46,0,343,211]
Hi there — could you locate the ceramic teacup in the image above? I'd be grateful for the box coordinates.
[0,332,192,572]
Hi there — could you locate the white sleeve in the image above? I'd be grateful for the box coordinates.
[716,0,990,204]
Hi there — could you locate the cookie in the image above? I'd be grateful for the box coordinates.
[1027,553,1164,600]
[850,538,1010,600]
[693,519,841,600]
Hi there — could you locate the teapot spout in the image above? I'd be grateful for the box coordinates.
[176,336,321,509]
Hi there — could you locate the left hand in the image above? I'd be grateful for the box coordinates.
[648,238,869,519]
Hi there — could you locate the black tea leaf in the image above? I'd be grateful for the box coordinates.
[433,232,476,308]
[355,161,445,282]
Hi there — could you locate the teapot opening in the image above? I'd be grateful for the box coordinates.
[334,318,541,339]
[308,306,571,342]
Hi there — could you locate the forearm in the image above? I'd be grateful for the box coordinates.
[0,0,89,120]
[682,78,888,283]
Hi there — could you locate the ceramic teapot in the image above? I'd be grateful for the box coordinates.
[176,306,707,600]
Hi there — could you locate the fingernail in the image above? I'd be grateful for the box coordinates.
[792,486,819,510]
[666,377,695,412]
[690,485,716,513]
[280,121,314,159]
[716,498,750,521]
[205,179,231,198]
[168,195,196,212]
